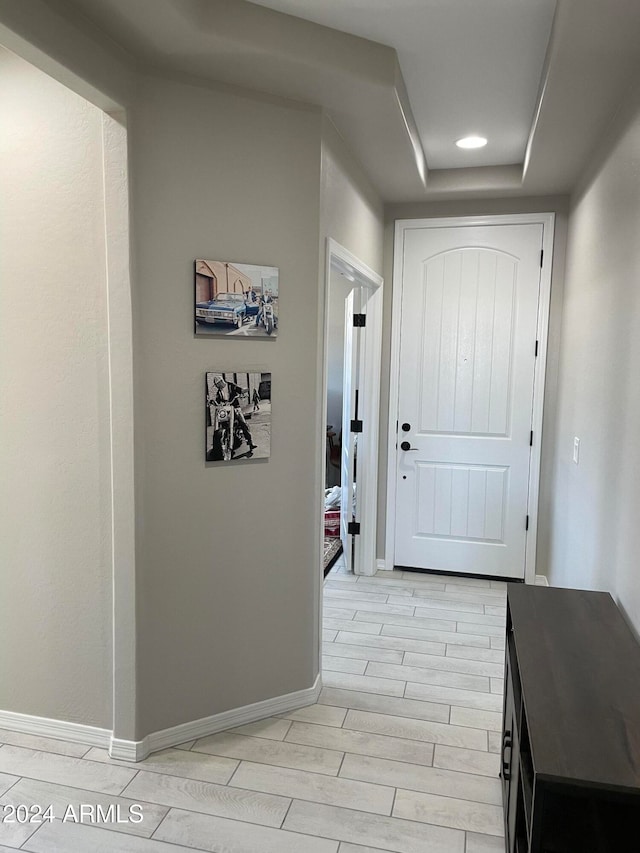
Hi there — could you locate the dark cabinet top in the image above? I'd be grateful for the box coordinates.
[508,584,640,793]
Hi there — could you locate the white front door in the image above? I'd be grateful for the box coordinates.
[394,222,544,579]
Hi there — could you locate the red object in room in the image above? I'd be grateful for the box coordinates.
[324,510,340,537]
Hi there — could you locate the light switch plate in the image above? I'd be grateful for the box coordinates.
[573,437,580,464]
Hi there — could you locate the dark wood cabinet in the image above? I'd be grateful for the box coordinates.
[502,584,640,853]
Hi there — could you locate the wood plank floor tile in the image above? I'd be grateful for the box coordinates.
[402,651,503,679]
[406,590,504,607]
[155,806,339,853]
[343,710,487,751]
[0,745,135,795]
[230,761,394,814]
[322,672,406,698]
[405,682,503,713]
[443,585,506,602]
[286,721,435,766]
[324,619,382,636]
[465,830,506,851]
[366,662,490,693]
[335,631,446,657]
[283,800,465,853]
[393,788,503,836]
[84,746,239,784]
[454,622,504,638]
[354,612,457,633]
[1,777,167,837]
[488,731,502,754]
[322,641,404,665]
[227,718,292,741]
[414,608,505,628]
[324,590,389,604]
[433,745,500,778]
[190,732,344,775]
[0,730,89,759]
[339,753,502,806]
[380,625,490,649]
[393,593,484,614]
[324,606,358,620]
[0,773,17,796]
[0,813,39,849]
[449,707,503,732]
[276,704,348,728]
[445,645,504,664]
[322,656,368,675]
[122,770,289,827]
[22,818,217,853]
[318,687,450,724]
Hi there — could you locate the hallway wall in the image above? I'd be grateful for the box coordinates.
[0,47,113,727]
[0,1,387,741]
[320,116,385,499]
[546,81,640,636]
[131,73,324,736]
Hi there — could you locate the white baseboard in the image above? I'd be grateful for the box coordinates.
[1,678,322,764]
[376,558,392,572]
[109,675,322,762]
[535,574,549,586]
[109,736,147,762]
[0,709,110,749]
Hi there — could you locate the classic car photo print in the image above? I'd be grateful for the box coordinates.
[195,259,279,337]
[205,371,272,462]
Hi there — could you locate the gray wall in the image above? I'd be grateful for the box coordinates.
[131,73,324,736]
[0,48,112,727]
[0,0,387,739]
[319,115,385,550]
[320,117,385,275]
[546,84,640,636]
[380,197,570,573]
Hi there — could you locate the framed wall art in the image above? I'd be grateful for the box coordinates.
[195,260,279,337]
[205,371,272,462]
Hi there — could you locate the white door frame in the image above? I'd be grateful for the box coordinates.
[385,214,555,585]
[321,238,383,577]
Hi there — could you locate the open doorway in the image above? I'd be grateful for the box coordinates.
[321,240,383,578]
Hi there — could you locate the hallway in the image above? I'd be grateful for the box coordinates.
[0,564,506,852]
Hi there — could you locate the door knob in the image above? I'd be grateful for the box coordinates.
[400,441,418,452]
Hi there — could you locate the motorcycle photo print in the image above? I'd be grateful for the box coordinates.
[205,371,272,462]
[195,259,279,338]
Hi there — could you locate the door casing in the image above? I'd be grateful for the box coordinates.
[385,214,555,584]
[321,239,383,578]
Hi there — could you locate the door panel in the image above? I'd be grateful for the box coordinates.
[395,224,543,578]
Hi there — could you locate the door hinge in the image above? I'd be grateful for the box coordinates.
[535,340,539,357]
[353,313,366,327]
[525,515,530,531]
[540,249,544,268]
[348,521,361,536]
[530,430,534,447]
[350,419,363,433]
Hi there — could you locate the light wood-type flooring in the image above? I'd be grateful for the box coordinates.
[0,557,507,852]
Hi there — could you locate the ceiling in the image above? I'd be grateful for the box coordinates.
[249,0,557,171]
[55,0,640,201]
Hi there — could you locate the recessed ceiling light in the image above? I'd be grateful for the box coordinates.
[456,135,488,150]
